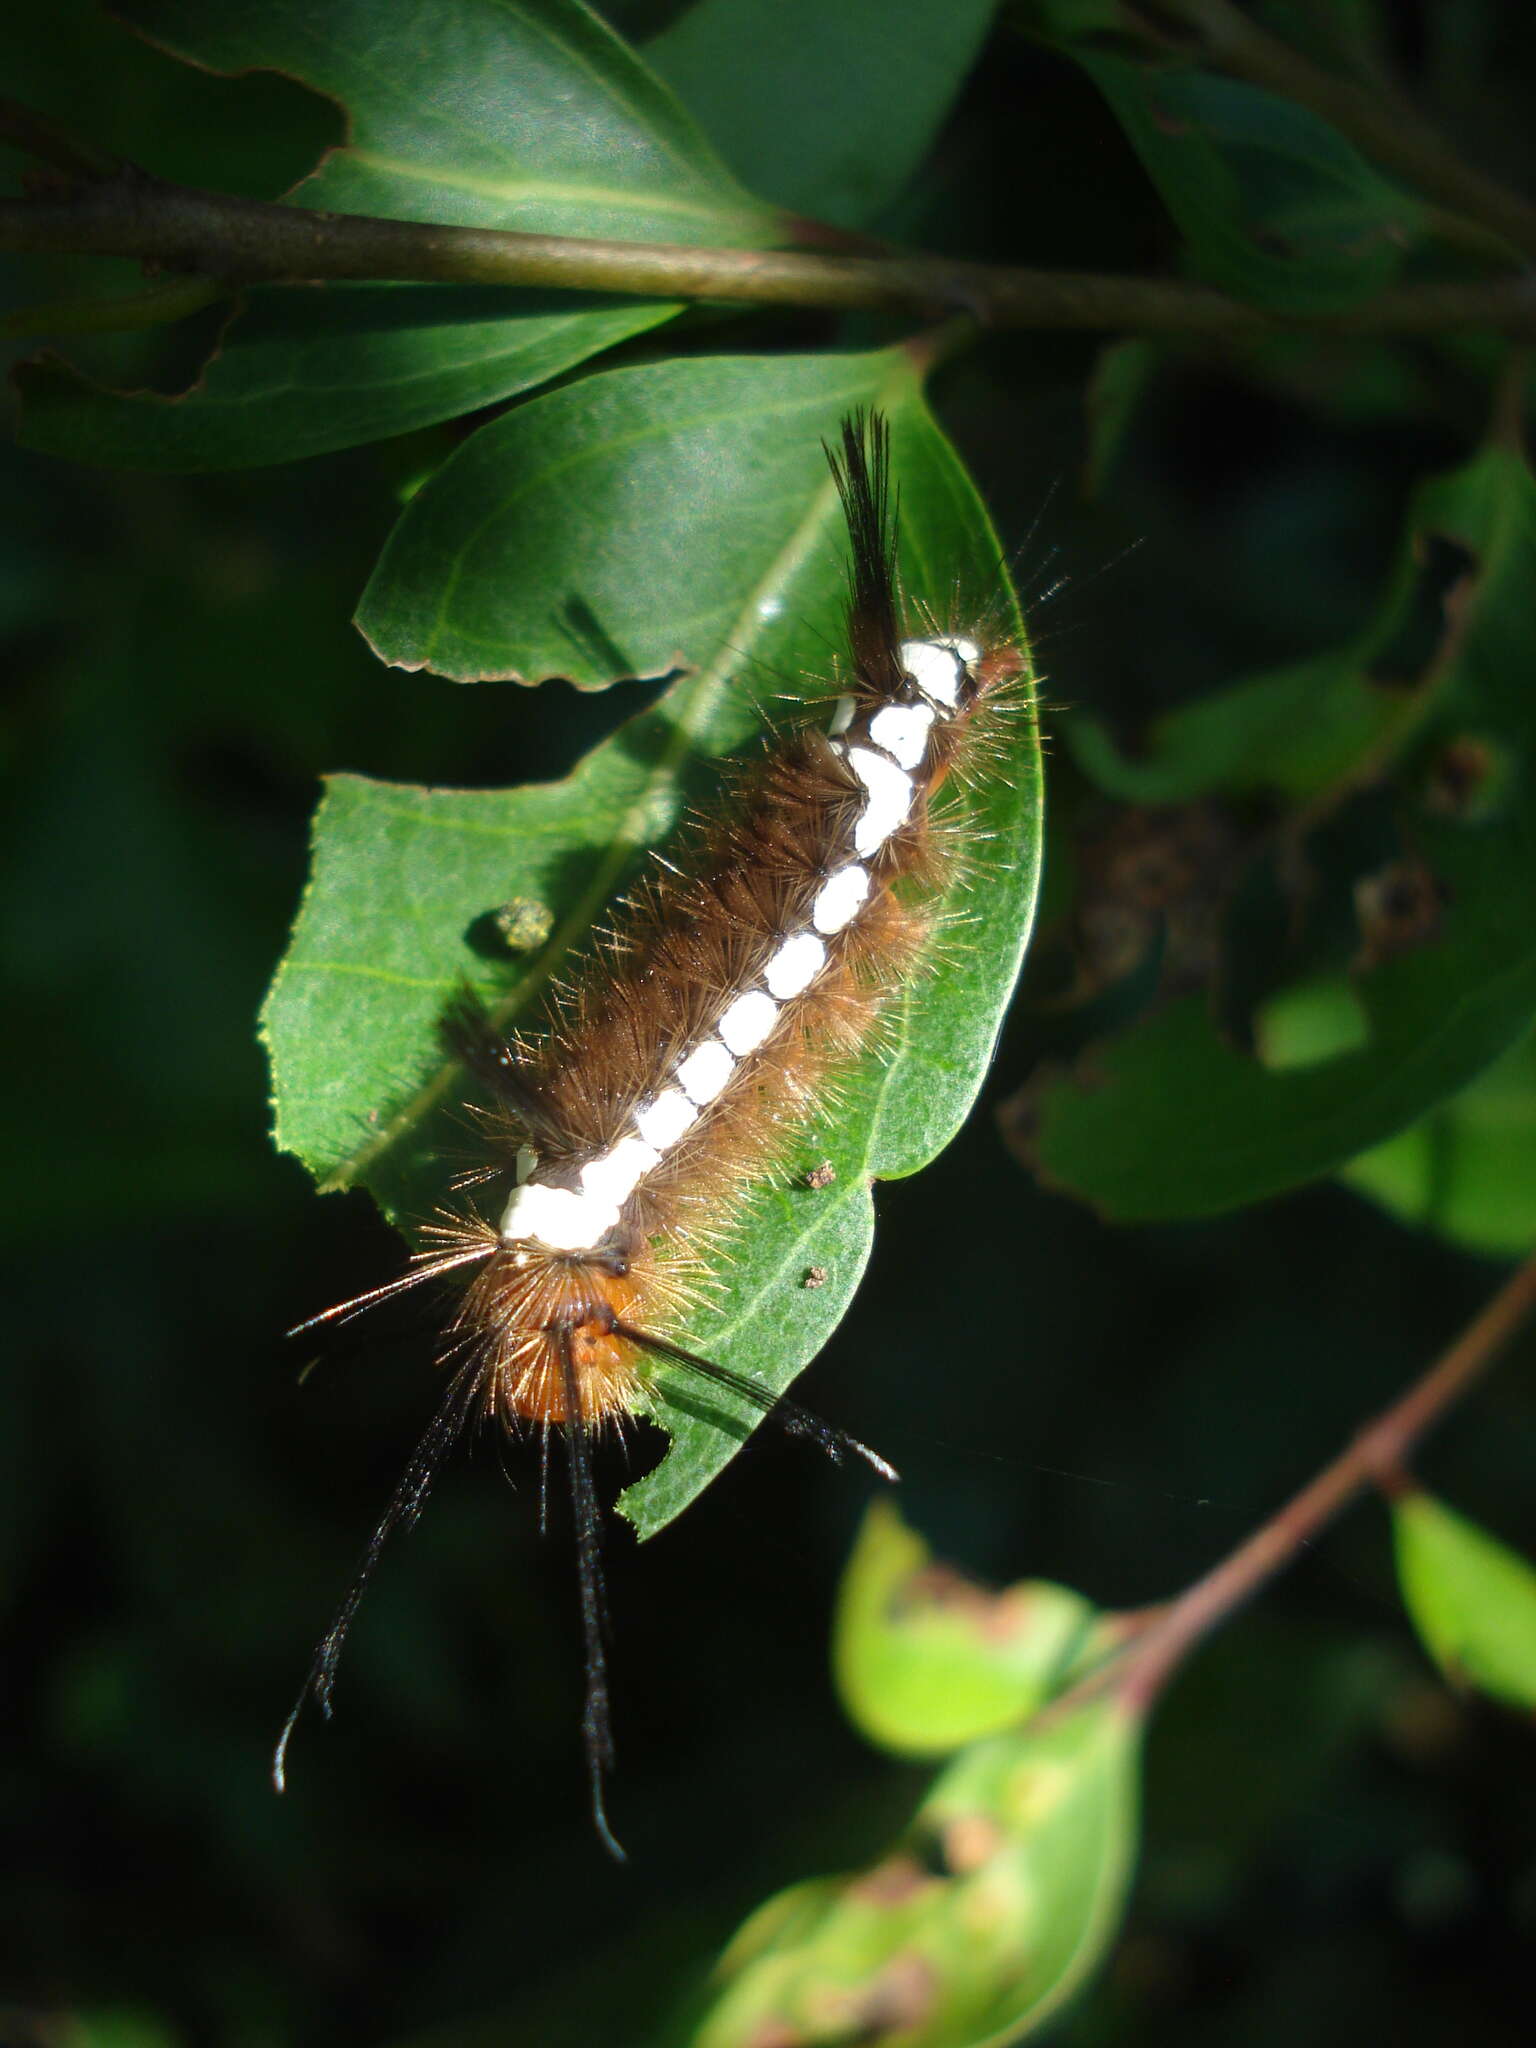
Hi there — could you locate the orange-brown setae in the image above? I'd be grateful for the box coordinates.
[455,1246,646,1426]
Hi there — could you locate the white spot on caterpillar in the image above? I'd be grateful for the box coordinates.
[676,1038,736,1106]
[829,694,856,735]
[846,745,915,855]
[581,1135,660,1209]
[900,639,969,708]
[499,1180,617,1252]
[811,864,870,935]
[762,931,826,1000]
[634,1087,698,1153]
[867,700,935,771]
[718,989,779,1056]
[515,1145,538,1185]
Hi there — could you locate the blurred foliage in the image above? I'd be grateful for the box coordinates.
[5,3,1536,2048]
[1392,1491,1536,1713]
[833,1500,1101,1758]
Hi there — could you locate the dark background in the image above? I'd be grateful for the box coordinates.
[4,5,1535,2045]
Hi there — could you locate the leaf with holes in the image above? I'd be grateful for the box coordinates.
[1018,445,1536,1221]
[689,1701,1139,2048]
[17,0,774,469]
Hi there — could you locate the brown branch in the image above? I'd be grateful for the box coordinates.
[1100,1249,1536,1715]
[1138,0,1536,267]
[4,172,1536,339]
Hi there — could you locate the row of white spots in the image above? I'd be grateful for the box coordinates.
[901,637,975,709]
[811,864,869,934]
[498,639,975,1253]
[867,700,934,771]
[844,746,915,857]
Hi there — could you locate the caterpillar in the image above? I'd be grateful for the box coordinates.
[274,413,1030,1855]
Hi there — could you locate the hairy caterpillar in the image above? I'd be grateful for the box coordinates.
[275,413,1031,1854]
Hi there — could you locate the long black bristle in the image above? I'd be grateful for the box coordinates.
[556,1329,627,1864]
[826,411,904,697]
[272,1362,480,1793]
[614,1320,898,1483]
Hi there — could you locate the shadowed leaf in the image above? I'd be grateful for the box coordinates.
[644,0,997,229]
[1074,55,1424,313]
[1019,446,1536,1221]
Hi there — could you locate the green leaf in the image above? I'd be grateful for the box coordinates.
[260,354,1045,1537]
[691,1703,1139,2048]
[1065,600,1440,808]
[1077,55,1423,313]
[1068,342,1496,813]
[15,290,675,473]
[1011,0,1142,43]
[18,0,775,469]
[1393,1491,1536,1712]
[361,352,956,685]
[1024,445,1536,1220]
[1082,338,1161,500]
[643,0,998,229]
[834,1500,1100,1757]
[121,0,767,239]
[1339,1023,1536,1257]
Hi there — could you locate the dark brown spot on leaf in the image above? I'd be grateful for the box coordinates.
[1353,855,1447,970]
[1423,734,1501,820]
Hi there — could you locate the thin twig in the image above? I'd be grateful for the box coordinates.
[4,175,1536,338]
[1098,1249,1536,1715]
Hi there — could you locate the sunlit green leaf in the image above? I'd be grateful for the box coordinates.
[834,1499,1100,1757]
[18,0,774,468]
[1023,445,1536,1220]
[260,354,1045,1537]
[1393,1491,1536,1712]
[690,1703,1139,2048]
[359,352,920,684]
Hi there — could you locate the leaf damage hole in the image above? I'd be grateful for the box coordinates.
[1367,531,1478,691]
